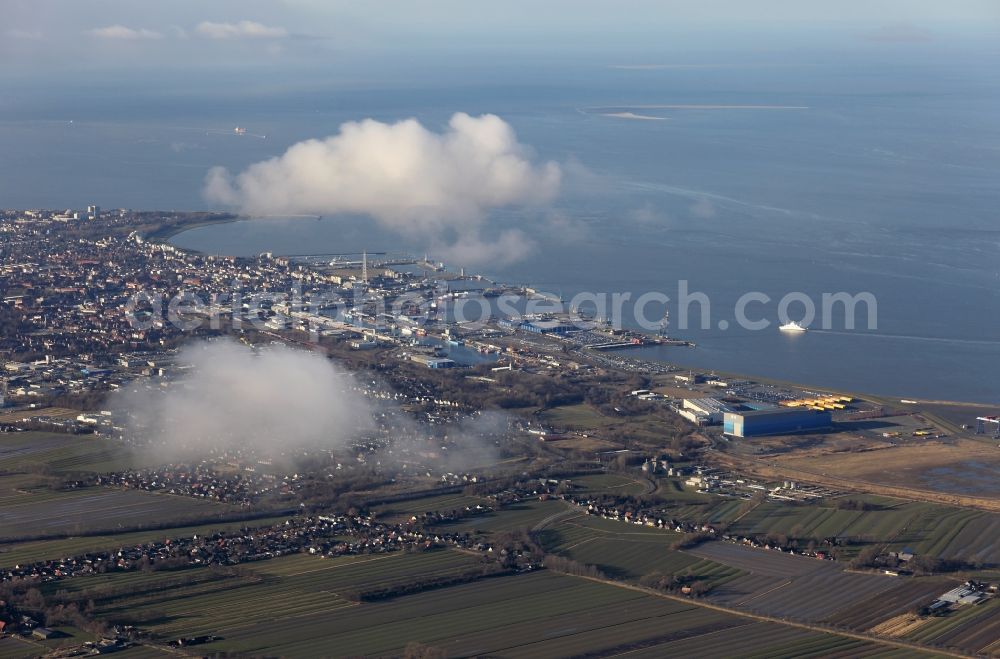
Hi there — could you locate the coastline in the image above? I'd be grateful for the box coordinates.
[156,222,996,413]
[142,213,241,245]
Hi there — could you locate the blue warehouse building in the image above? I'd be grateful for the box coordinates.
[723,408,832,438]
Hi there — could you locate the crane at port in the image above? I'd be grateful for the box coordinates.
[658,310,670,337]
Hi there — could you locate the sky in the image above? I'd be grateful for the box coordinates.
[4,0,1000,88]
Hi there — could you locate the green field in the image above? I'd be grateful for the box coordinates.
[0,481,238,541]
[656,476,717,501]
[55,550,487,645]
[571,472,651,496]
[372,492,487,522]
[538,512,745,586]
[32,549,942,658]
[436,497,568,534]
[0,432,145,474]
[0,626,100,658]
[620,621,926,659]
[539,403,618,429]
[727,498,1000,564]
[0,432,263,544]
[0,426,990,657]
[183,568,716,657]
[903,597,1000,654]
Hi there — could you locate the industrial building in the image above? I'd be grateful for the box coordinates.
[678,397,735,425]
[723,408,832,438]
[780,394,852,410]
[498,318,575,335]
[409,355,456,369]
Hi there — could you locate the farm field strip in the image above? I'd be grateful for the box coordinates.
[903,597,1000,654]
[0,408,81,423]
[558,536,691,579]
[80,550,487,638]
[207,572,715,657]
[538,513,746,586]
[249,550,484,587]
[208,571,657,656]
[0,433,75,461]
[731,502,910,542]
[940,515,1000,564]
[734,570,904,620]
[571,473,650,496]
[621,620,928,659]
[916,509,979,556]
[539,403,619,429]
[1,425,990,658]
[0,435,144,474]
[477,609,744,659]
[827,579,956,629]
[660,497,746,524]
[710,573,786,605]
[559,513,679,537]
[373,493,486,520]
[684,542,836,578]
[900,509,1000,565]
[721,498,1000,566]
[72,561,793,658]
[0,488,233,540]
[437,498,568,534]
[681,541,965,629]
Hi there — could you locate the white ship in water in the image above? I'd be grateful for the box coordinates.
[779,320,808,332]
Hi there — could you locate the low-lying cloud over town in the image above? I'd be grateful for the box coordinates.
[204,113,562,265]
[114,339,372,460]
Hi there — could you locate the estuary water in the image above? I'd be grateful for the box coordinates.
[3,55,999,403]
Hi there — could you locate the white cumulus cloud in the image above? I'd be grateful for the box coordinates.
[204,112,561,266]
[196,20,289,40]
[88,25,163,40]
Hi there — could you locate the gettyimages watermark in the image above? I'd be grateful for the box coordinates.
[124,280,877,340]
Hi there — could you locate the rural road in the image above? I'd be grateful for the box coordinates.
[531,500,582,532]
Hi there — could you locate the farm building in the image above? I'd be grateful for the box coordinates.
[723,408,831,437]
[937,584,986,605]
[33,628,62,640]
